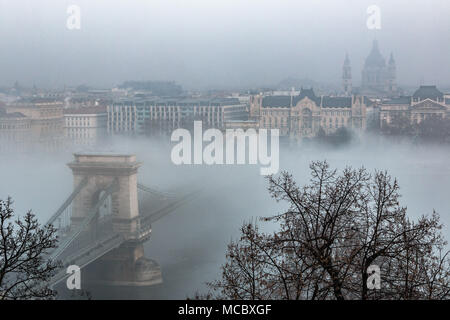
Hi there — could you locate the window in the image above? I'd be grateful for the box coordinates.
[302,108,312,129]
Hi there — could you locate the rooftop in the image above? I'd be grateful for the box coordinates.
[63,106,107,115]
[322,97,352,108]
[261,88,356,109]
[0,108,27,119]
[293,88,321,105]
[17,97,63,104]
[412,85,444,100]
[262,96,291,108]
[112,97,243,107]
[383,96,411,105]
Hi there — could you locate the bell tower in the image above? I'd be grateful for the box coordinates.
[387,52,397,95]
[343,53,352,96]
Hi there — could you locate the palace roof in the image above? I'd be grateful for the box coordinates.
[322,97,352,108]
[262,96,291,108]
[293,88,321,105]
[383,96,411,105]
[261,88,374,109]
[412,86,444,100]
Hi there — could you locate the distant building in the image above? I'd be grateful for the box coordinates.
[249,88,367,140]
[379,85,450,128]
[0,109,32,153]
[64,106,107,147]
[1,98,65,152]
[224,119,260,131]
[342,53,352,96]
[107,98,248,135]
[344,40,397,97]
[65,96,111,109]
[118,81,183,97]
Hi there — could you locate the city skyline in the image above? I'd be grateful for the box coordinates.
[1,0,450,304]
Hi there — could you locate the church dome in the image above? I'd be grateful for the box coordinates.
[364,40,386,68]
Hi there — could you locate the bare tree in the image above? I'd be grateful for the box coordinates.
[205,161,450,300]
[0,197,60,300]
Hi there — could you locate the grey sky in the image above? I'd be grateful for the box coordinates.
[0,0,449,89]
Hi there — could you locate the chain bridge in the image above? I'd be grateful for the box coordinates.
[45,153,198,288]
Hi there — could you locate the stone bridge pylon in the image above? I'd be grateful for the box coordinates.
[69,154,141,235]
[68,154,159,286]
[47,153,197,288]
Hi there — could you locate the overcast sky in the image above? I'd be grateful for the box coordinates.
[0,0,449,89]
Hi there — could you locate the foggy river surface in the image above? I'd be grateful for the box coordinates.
[1,137,450,299]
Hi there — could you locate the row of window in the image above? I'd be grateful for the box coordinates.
[0,123,31,130]
[262,110,351,117]
[67,132,94,139]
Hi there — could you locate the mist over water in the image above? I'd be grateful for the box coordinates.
[1,136,450,299]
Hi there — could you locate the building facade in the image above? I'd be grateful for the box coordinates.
[380,85,450,128]
[107,98,248,135]
[64,106,108,147]
[1,98,65,152]
[0,109,32,153]
[250,88,367,140]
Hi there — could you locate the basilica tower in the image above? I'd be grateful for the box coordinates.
[361,40,386,93]
[387,52,397,94]
[360,40,397,97]
[342,53,352,96]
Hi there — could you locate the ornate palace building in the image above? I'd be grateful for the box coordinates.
[379,85,450,128]
[249,88,367,140]
[343,40,397,97]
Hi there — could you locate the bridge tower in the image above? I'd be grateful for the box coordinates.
[69,153,140,234]
[66,153,161,287]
